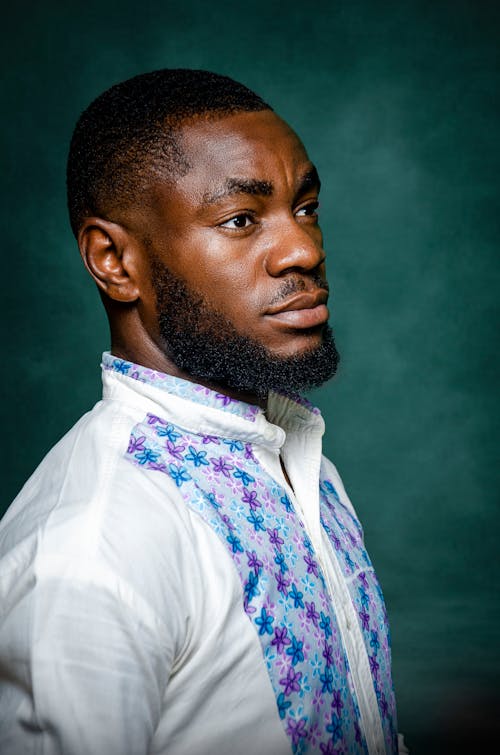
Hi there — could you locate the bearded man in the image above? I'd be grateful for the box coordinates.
[0,69,406,755]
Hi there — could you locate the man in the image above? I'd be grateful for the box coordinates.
[0,69,405,754]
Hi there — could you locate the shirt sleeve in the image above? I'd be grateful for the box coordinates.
[0,561,173,755]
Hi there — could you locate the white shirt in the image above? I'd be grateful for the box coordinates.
[0,357,406,754]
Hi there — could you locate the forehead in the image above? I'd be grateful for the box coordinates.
[173,110,313,197]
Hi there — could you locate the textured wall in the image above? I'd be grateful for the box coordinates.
[2,1,499,751]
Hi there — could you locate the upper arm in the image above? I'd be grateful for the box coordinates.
[1,562,173,755]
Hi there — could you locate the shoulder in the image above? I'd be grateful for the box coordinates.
[0,395,202,625]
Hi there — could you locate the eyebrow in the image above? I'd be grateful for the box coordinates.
[203,179,273,205]
[297,167,321,198]
[202,166,321,206]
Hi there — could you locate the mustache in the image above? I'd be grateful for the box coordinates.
[268,274,329,307]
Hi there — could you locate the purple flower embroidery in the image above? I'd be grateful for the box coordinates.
[165,440,186,461]
[332,534,341,551]
[369,655,380,678]
[147,461,167,472]
[379,692,389,718]
[128,435,145,453]
[272,625,292,654]
[360,610,370,631]
[307,721,322,746]
[211,456,234,477]
[354,720,362,744]
[221,513,235,530]
[246,550,263,575]
[304,553,319,576]
[305,601,320,626]
[286,717,307,746]
[202,434,220,445]
[312,686,323,712]
[146,414,166,425]
[215,393,234,406]
[268,528,285,550]
[358,572,369,589]
[322,642,333,667]
[244,443,256,461]
[279,666,302,696]
[275,571,291,596]
[332,689,344,716]
[242,489,260,509]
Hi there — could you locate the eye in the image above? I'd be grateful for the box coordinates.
[219,213,255,230]
[295,201,319,218]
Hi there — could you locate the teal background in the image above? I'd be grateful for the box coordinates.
[2,1,499,751]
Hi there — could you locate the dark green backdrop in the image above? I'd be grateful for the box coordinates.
[2,1,499,751]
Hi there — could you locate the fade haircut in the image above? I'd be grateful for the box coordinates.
[66,69,271,237]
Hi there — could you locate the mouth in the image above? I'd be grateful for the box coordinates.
[265,289,329,329]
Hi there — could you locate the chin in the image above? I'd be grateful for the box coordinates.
[269,328,328,359]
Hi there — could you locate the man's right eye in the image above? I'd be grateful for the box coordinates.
[219,214,254,230]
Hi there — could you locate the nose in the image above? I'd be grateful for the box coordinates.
[264,216,326,277]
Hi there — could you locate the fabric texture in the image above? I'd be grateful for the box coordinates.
[0,354,400,755]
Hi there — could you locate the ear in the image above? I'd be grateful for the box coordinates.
[78,217,141,303]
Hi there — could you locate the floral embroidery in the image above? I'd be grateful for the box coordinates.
[102,352,261,422]
[112,354,397,754]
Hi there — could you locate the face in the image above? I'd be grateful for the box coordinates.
[135,109,338,396]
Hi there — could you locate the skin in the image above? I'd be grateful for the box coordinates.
[78,109,330,406]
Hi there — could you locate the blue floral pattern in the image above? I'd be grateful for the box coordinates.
[112,355,397,753]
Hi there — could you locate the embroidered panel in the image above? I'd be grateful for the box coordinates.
[319,477,398,754]
[123,412,398,753]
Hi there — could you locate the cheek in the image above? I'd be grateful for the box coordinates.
[179,238,265,306]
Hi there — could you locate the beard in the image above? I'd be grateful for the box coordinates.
[151,256,339,399]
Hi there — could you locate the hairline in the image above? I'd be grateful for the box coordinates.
[72,105,275,236]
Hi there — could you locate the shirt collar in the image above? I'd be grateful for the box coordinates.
[101,352,325,447]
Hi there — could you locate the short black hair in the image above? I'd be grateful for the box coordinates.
[66,69,271,236]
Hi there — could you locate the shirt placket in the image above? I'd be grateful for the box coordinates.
[269,432,387,755]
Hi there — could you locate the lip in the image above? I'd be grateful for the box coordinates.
[265,290,329,328]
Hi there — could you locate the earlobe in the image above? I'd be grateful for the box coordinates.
[78,218,140,303]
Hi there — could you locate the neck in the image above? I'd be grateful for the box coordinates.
[110,340,267,409]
